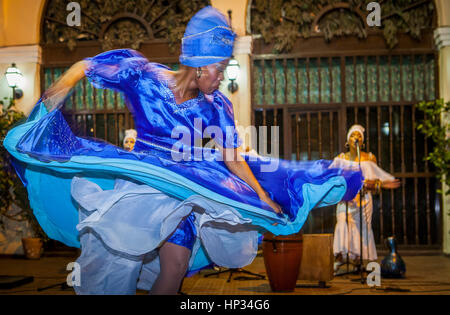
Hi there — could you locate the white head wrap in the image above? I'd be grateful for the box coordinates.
[123,129,137,146]
[347,124,365,143]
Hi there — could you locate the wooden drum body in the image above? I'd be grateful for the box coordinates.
[262,231,303,292]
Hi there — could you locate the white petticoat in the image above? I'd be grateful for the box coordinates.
[70,176,258,295]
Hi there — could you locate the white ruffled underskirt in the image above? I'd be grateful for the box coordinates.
[70,177,258,295]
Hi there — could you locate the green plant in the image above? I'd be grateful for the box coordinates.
[416,99,450,196]
[0,97,48,241]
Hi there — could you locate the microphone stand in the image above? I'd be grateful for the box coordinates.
[355,140,366,283]
[335,141,364,278]
[335,201,358,277]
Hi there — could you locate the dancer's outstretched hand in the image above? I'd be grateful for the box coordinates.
[259,192,283,215]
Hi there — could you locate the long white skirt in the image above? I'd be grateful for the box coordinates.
[70,176,258,295]
[333,192,377,261]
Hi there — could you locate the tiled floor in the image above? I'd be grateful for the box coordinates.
[0,253,449,295]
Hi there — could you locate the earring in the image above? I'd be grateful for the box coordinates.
[196,68,202,79]
[345,142,349,149]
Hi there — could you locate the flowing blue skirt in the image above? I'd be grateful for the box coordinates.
[4,100,362,294]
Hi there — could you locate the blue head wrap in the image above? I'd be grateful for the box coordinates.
[180,6,236,67]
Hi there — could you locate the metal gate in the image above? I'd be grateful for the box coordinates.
[251,50,440,248]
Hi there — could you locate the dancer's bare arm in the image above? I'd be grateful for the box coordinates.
[43,61,90,106]
[364,154,401,191]
[220,146,283,214]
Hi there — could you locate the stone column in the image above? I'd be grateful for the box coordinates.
[225,36,253,150]
[210,0,255,150]
[434,26,450,255]
[0,44,42,254]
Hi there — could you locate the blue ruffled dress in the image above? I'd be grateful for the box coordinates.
[4,49,363,294]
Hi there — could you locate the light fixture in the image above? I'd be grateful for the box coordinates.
[226,57,240,93]
[5,63,24,99]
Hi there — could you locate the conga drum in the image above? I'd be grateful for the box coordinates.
[262,231,303,292]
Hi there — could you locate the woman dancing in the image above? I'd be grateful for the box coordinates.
[4,7,362,294]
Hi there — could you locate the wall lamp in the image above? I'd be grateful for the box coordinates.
[5,63,24,100]
[226,57,240,93]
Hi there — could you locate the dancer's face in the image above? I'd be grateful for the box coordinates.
[348,131,363,150]
[196,59,229,95]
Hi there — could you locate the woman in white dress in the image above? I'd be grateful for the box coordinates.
[332,125,400,267]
